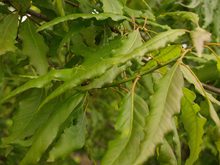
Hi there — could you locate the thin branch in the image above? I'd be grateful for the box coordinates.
[27,9,50,22]
[64,0,79,7]
[202,83,220,95]
[205,42,220,47]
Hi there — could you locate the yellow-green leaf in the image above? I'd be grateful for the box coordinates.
[0,14,18,55]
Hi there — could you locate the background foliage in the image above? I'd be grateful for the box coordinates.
[0,0,220,164]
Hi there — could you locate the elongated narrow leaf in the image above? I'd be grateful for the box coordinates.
[139,45,182,75]
[102,94,149,165]
[81,64,129,90]
[0,69,74,103]
[117,29,186,63]
[180,63,220,126]
[203,0,218,28]
[134,63,184,164]
[179,0,202,8]
[20,93,84,165]
[181,88,206,165]
[38,30,143,109]
[37,13,128,32]
[172,119,181,165]
[20,20,49,75]
[2,29,185,110]
[0,14,18,55]
[48,108,86,161]
[160,11,199,26]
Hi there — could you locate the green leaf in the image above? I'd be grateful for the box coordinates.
[101,0,123,15]
[10,0,31,14]
[0,69,73,103]
[2,29,185,109]
[134,63,184,164]
[80,64,129,90]
[37,13,128,32]
[102,93,149,165]
[2,89,44,145]
[203,0,218,28]
[139,45,182,75]
[53,0,68,31]
[20,93,84,165]
[181,88,206,165]
[48,107,86,161]
[160,11,199,26]
[118,29,186,62]
[37,30,143,108]
[178,0,202,8]
[20,20,49,75]
[190,27,211,57]
[180,63,220,126]
[0,14,18,55]
[213,2,220,42]
[158,140,178,165]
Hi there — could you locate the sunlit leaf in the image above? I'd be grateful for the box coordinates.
[181,88,206,165]
[39,29,185,109]
[190,27,211,57]
[1,29,186,109]
[134,63,184,164]
[180,63,220,126]
[102,93,149,165]
[37,13,128,32]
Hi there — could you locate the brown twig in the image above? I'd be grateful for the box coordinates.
[64,0,79,7]
[202,83,220,95]
[27,9,50,22]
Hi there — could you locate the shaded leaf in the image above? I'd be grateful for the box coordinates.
[20,93,84,165]
[20,20,49,75]
[0,14,18,55]
[158,140,177,165]
[48,107,86,161]
[160,11,199,26]
[2,89,44,145]
[203,0,218,28]
[134,64,184,164]
[10,0,31,14]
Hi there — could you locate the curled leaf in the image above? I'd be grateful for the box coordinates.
[190,27,211,57]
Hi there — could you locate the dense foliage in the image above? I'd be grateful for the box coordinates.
[0,0,220,164]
